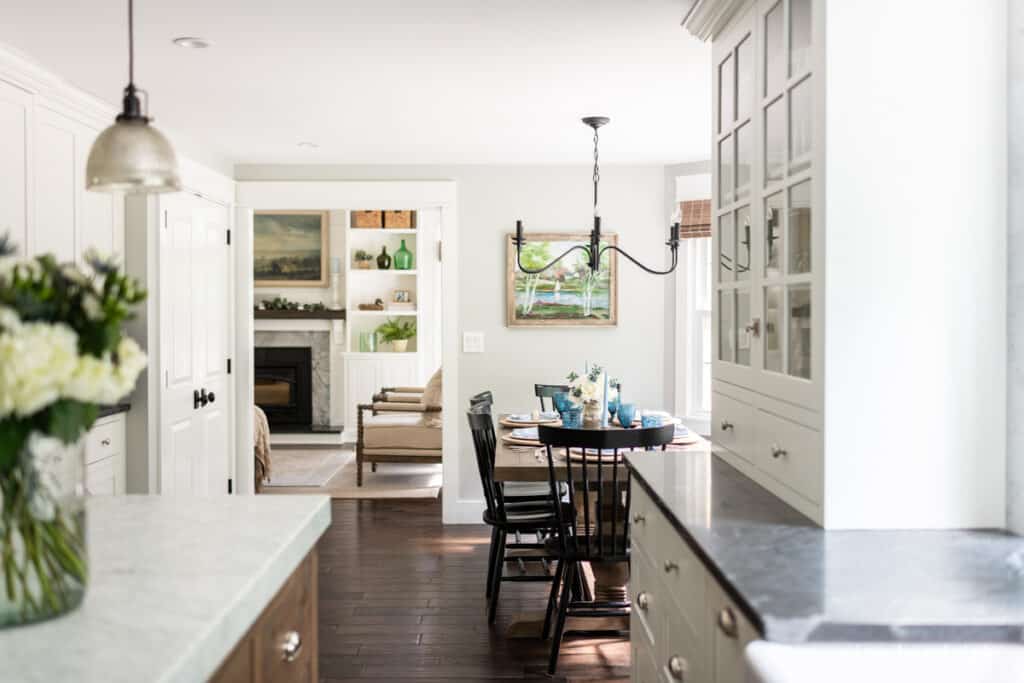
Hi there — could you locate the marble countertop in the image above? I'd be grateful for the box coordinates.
[0,495,331,683]
[97,402,130,418]
[626,450,1024,643]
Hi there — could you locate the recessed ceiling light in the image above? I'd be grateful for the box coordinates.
[297,141,320,149]
[172,36,210,49]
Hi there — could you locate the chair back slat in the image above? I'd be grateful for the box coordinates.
[467,410,506,520]
[534,384,570,412]
[538,424,675,561]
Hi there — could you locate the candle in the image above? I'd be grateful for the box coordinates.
[601,370,609,428]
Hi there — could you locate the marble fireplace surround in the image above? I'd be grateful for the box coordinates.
[254,331,330,428]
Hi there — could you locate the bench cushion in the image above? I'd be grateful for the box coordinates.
[363,413,442,450]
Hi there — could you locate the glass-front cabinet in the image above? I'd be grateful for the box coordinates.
[712,0,820,409]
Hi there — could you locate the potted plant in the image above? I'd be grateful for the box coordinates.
[375,318,416,352]
[0,239,147,627]
[353,250,374,270]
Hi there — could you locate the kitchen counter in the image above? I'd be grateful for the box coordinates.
[626,449,1024,643]
[0,494,331,682]
[96,402,130,418]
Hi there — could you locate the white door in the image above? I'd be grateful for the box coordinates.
[159,193,233,495]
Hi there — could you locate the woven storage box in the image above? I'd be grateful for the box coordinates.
[351,210,383,228]
[384,210,416,229]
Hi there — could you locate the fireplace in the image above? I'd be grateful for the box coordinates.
[254,347,312,429]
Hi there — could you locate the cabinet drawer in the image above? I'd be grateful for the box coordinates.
[85,416,125,465]
[629,481,658,553]
[707,575,759,683]
[258,552,317,683]
[755,409,823,504]
[711,391,755,460]
[629,540,661,651]
[85,457,117,496]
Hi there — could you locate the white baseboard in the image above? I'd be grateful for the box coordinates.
[442,497,484,525]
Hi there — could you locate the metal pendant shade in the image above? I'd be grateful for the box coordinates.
[86,0,181,194]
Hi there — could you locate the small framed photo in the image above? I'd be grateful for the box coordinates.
[392,289,412,303]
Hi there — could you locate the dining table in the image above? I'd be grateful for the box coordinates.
[491,412,709,638]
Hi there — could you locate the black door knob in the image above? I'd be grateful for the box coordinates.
[207,391,215,404]
[194,388,209,409]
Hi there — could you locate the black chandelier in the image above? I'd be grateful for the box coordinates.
[513,116,681,275]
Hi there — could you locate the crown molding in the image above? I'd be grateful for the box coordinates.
[682,0,755,41]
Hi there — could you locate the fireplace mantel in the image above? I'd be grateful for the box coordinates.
[254,317,344,345]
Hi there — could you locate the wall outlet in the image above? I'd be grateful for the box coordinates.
[462,331,485,353]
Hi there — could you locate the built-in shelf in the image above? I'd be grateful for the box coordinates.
[341,351,417,358]
[349,228,418,235]
[348,269,418,276]
[254,309,346,320]
[350,310,418,317]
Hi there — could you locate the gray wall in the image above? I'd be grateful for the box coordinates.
[236,163,672,500]
[1009,0,1024,533]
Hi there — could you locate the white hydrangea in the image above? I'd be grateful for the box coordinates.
[63,336,147,405]
[0,321,79,419]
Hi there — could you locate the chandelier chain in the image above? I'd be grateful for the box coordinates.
[592,126,600,212]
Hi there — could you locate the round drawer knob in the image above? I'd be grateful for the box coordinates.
[717,606,739,638]
[663,560,679,573]
[668,655,688,680]
[280,630,303,662]
[636,591,650,610]
[101,438,111,446]
[632,513,646,524]
[720,420,734,431]
[770,444,787,459]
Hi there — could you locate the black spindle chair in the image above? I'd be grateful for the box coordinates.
[534,384,570,412]
[537,423,675,675]
[467,410,565,622]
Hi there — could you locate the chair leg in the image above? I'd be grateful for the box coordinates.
[487,530,506,624]
[548,560,577,675]
[371,462,377,472]
[357,457,363,486]
[485,527,500,598]
[542,559,565,640]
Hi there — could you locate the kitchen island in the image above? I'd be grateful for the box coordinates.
[0,494,330,683]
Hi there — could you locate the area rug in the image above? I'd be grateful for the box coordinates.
[261,447,441,499]
[263,448,350,488]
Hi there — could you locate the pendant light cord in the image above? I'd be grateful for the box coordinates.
[592,125,600,216]
[127,0,134,85]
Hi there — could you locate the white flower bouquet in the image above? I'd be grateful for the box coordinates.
[0,235,146,627]
[566,364,618,407]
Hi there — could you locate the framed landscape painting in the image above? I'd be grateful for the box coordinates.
[506,232,618,327]
[254,211,329,287]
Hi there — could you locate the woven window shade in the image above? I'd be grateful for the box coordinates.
[679,199,712,239]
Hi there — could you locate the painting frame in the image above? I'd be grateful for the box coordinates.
[506,232,618,327]
[253,210,329,288]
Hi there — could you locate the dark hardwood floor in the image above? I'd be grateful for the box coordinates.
[317,498,630,682]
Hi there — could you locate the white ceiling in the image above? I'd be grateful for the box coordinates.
[1,0,711,169]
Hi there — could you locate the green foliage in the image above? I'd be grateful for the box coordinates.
[375,318,417,342]
[46,400,99,445]
[518,242,552,272]
[353,250,373,261]
[259,297,326,312]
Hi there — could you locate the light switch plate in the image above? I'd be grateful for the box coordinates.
[463,331,485,353]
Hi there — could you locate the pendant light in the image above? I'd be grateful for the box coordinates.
[513,116,680,275]
[86,0,181,193]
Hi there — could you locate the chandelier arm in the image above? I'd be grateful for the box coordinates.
[599,244,679,275]
[516,244,592,275]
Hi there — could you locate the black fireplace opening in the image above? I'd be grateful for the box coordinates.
[255,347,312,430]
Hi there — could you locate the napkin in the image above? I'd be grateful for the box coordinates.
[511,427,540,440]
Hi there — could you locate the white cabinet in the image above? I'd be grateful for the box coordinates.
[84,414,126,496]
[629,481,758,683]
[703,0,1005,529]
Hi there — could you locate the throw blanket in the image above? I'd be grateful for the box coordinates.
[254,405,271,492]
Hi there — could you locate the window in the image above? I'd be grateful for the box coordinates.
[674,194,713,433]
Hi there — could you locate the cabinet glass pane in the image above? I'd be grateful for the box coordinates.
[787,284,811,379]
[735,122,751,200]
[734,205,751,281]
[764,191,783,278]
[718,290,735,362]
[764,285,782,372]
[736,35,753,122]
[736,290,751,366]
[719,134,734,205]
[790,0,812,77]
[789,77,812,173]
[788,180,811,274]
[764,96,785,184]
[719,54,734,133]
[717,213,735,282]
[764,1,784,96]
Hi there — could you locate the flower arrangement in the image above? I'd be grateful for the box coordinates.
[0,235,146,626]
[565,364,618,407]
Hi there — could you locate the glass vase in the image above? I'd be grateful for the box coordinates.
[582,400,602,428]
[1,433,88,629]
[394,240,414,270]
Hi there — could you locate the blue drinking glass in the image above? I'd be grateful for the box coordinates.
[616,403,636,428]
[552,392,572,414]
[560,407,582,429]
[608,396,619,420]
[641,412,664,428]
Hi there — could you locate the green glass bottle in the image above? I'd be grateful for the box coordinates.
[394,239,414,270]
